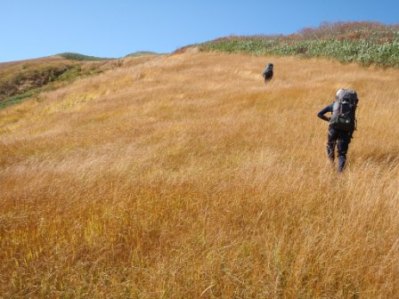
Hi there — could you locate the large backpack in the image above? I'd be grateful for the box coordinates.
[330,89,358,131]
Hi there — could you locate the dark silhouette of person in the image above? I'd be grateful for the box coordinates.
[262,63,273,83]
[317,89,358,172]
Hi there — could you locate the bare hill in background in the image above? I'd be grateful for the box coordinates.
[0,55,123,109]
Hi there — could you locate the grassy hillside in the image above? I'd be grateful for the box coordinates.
[0,52,398,297]
[0,55,120,109]
[200,22,399,67]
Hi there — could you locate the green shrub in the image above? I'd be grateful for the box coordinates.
[200,22,399,67]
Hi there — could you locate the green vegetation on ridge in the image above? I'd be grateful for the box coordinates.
[125,51,160,57]
[200,22,399,67]
[58,52,113,61]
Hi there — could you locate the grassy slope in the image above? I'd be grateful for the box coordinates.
[0,55,121,109]
[0,52,398,297]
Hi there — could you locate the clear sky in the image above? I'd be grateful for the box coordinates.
[1,0,398,62]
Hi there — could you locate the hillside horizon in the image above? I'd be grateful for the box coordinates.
[1,21,398,65]
[1,21,398,111]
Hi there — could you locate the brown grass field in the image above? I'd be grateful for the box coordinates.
[0,50,398,298]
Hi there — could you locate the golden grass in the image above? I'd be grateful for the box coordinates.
[0,52,398,298]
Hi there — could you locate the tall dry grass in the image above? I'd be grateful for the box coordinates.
[0,52,398,298]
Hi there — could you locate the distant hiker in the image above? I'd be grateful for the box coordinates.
[262,63,273,83]
[317,89,358,172]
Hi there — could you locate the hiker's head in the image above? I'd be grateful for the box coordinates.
[335,89,345,100]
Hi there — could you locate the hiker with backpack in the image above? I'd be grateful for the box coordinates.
[317,89,358,172]
[262,63,273,83]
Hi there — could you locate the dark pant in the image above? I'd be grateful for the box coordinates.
[327,127,352,172]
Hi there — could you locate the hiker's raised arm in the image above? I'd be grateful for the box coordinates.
[317,104,333,122]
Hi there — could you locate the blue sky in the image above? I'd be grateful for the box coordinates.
[0,0,398,62]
